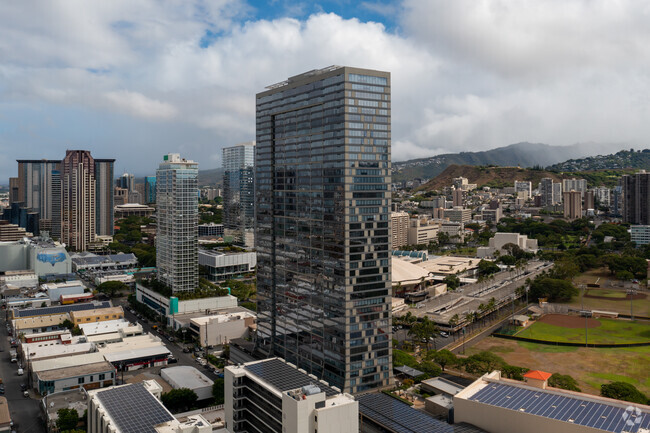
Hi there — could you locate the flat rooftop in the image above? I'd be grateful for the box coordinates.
[461,375,650,433]
[37,361,115,381]
[93,382,174,433]
[13,301,112,318]
[43,389,87,424]
[239,358,339,397]
[357,393,485,433]
[161,366,212,390]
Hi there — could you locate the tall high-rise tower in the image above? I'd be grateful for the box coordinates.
[255,66,392,393]
[61,150,96,251]
[222,142,255,247]
[622,171,650,225]
[15,159,61,234]
[156,153,199,292]
[95,159,115,236]
[144,176,157,204]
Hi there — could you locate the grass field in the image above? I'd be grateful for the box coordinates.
[468,337,650,396]
[515,318,650,344]
[566,268,650,317]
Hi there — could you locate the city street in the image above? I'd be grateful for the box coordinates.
[0,318,45,433]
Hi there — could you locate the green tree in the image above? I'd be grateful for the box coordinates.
[601,382,649,405]
[443,274,460,290]
[529,277,578,302]
[56,408,79,431]
[96,281,129,298]
[161,388,199,413]
[477,259,500,277]
[501,365,528,381]
[548,373,581,392]
[463,351,505,375]
[61,319,75,330]
[431,350,457,371]
[213,379,225,405]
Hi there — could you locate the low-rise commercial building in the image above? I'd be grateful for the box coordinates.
[0,270,37,288]
[225,358,358,433]
[70,252,138,272]
[97,334,171,371]
[35,360,116,394]
[136,283,238,328]
[70,306,124,325]
[198,250,256,282]
[161,366,213,401]
[631,225,650,246]
[188,310,255,347]
[477,232,539,258]
[114,203,155,219]
[12,313,68,335]
[0,397,12,433]
[87,381,212,433]
[42,280,87,302]
[0,237,71,276]
[454,370,650,433]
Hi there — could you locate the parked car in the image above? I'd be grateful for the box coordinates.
[17,368,23,376]
[439,332,449,338]
[167,357,178,364]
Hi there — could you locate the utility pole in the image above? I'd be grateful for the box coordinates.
[627,289,636,321]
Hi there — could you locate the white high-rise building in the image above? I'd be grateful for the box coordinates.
[514,181,532,199]
[562,178,587,196]
[156,153,199,292]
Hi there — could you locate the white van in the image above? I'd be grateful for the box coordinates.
[17,368,23,376]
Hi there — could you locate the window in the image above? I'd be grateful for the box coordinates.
[78,377,85,384]
[99,374,105,380]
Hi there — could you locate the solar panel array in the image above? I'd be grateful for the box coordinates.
[358,393,487,433]
[244,358,338,396]
[468,383,650,433]
[95,383,174,433]
[14,301,112,318]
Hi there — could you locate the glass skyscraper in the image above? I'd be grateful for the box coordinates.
[255,66,392,393]
[144,176,157,204]
[156,153,199,292]
[223,142,255,247]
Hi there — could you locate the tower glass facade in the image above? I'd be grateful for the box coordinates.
[144,176,157,204]
[223,142,255,247]
[255,66,392,393]
[95,159,115,236]
[156,153,199,292]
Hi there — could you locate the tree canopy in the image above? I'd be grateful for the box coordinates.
[161,388,198,413]
[56,408,79,431]
[601,382,648,405]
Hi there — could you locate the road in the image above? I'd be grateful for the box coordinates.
[0,318,45,433]
[116,299,223,382]
[409,260,552,325]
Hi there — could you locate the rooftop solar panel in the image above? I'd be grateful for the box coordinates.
[357,393,487,433]
[95,383,174,433]
[244,358,338,396]
[14,301,112,318]
[468,382,650,433]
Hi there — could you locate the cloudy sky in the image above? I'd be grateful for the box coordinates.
[1,0,648,181]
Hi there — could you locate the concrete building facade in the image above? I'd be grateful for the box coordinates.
[156,153,199,293]
[390,211,409,249]
[61,150,96,251]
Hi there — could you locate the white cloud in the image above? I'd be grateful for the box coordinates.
[0,0,649,181]
[104,91,178,119]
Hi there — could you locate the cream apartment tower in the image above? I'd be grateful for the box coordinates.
[156,153,199,292]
